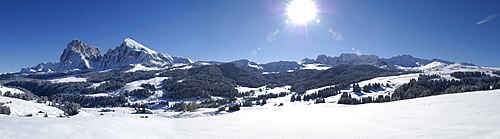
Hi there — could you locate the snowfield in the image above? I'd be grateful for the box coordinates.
[0,85,25,95]
[0,90,499,138]
[48,76,87,83]
[0,96,64,117]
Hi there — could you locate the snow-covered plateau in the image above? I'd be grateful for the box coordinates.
[0,90,499,138]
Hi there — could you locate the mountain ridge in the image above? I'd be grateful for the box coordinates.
[18,38,475,73]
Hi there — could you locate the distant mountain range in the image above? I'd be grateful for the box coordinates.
[1,38,499,116]
[19,38,474,73]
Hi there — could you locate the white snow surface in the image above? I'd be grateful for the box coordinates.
[123,38,157,54]
[236,85,291,96]
[301,64,331,70]
[48,76,87,83]
[317,61,500,100]
[115,77,170,95]
[0,85,25,95]
[0,90,499,138]
[125,64,162,72]
[87,81,108,89]
[0,96,64,117]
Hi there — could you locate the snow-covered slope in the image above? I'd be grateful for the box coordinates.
[0,85,25,95]
[322,61,500,100]
[0,90,499,138]
[48,76,87,83]
[0,96,64,117]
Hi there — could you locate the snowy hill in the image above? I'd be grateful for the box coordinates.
[0,90,499,138]
[0,96,64,117]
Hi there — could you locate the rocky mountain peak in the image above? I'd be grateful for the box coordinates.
[315,53,380,66]
[120,38,157,54]
[59,39,103,70]
[384,54,431,67]
[100,38,176,69]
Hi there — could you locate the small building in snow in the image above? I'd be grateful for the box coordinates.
[228,103,240,111]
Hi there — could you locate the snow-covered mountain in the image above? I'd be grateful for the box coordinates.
[18,38,484,74]
[22,39,103,72]
[314,53,382,66]
[60,39,103,70]
[231,59,303,72]
[100,38,192,69]
[22,38,192,72]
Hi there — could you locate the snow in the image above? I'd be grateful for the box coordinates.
[248,64,263,70]
[125,64,162,72]
[0,90,499,138]
[0,85,25,95]
[309,61,500,100]
[123,38,157,54]
[236,85,291,96]
[0,96,64,117]
[48,76,87,83]
[84,93,111,97]
[114,77,170,96]
[301,64,331,70]
[304,85,336,95]
[87,81,108,89]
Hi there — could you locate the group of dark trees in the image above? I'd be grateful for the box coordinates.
[290,65,403,94]
[290,86,342,102]
[337,92,391,105]
[1,87,40,101]
[257,92,287,100]
[50,94,128,108]
[391,74,500,101]
[0,105,10,115]
[172,101,199,112]
[6,80,92,96]
[3,63,406,102]
[339,73,500,105]
[162,63,266,99]
[55,101,81,116]
[451,71,488,79]
[354,83,384,93]
[198,98,232,108]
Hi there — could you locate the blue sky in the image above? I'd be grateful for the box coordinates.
[0,0,499,73]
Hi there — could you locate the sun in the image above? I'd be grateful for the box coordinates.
[286,0,318,24]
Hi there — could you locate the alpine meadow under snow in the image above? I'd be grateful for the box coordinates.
[0,38,499,138]
[0,90,499,138]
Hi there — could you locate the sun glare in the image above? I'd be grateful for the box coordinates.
[287,0,318,24]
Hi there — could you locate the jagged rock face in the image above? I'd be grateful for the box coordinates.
[59,39,103,69]
[172,56,193,64]
[384,54,431,67]
[315,53,380,66]
[100,38,177,69]
[23,38,193,72]
[262,61,303,72]
[231,59,263,72]
[301,58,316,64]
